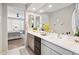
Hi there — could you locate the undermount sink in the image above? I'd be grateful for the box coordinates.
[40,32,79,43]
[65,36,79,44]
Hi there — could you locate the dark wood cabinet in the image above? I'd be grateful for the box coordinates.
[34,36,41,55]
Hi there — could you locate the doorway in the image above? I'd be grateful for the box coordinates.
[7,5,25,50]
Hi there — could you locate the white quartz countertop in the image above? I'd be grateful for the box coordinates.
[27,31,79,54]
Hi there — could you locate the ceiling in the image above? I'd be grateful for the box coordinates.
[27,3,72,13]
[7,3,73,13]
[7,3,26,11]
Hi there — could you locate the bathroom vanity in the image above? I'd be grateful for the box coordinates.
[27,31,79,55]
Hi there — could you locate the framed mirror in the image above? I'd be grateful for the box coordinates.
[35,16,40,28]
[28,15,34,28]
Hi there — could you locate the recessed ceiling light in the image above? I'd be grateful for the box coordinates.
[39,10,44,13]
[48,5,52,8]
[32,8,36,10]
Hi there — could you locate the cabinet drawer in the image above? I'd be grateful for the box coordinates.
[41,44,51,55]
[41,39,72,55]
[41,43,59,55]
[51,45,72,55]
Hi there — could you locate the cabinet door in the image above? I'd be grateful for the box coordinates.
[29,38,34,51]
[28,34,34,51]
[50,49,59,55]
[41,44,51,55]
[72,52,79,55]
[41,39,72,55]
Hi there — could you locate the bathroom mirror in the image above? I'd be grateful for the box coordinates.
[72,5,79,36]
[28,15,40,29]
[28,15,34,28]
[35,16,40,28]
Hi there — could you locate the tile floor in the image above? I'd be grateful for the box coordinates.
[7,46,34,55]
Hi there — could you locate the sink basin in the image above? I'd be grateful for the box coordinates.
[58,34,79,43]
[66,36,79,44]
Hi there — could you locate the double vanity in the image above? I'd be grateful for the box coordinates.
[27,31,79,55]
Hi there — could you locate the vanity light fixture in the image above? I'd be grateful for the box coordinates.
[48,5,52,8]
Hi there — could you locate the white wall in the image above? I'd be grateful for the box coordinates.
[41,14,49,24]
[0,3,8,54]
[50,4,75,34]
[0,3,2,54]
[2,4,8,54]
